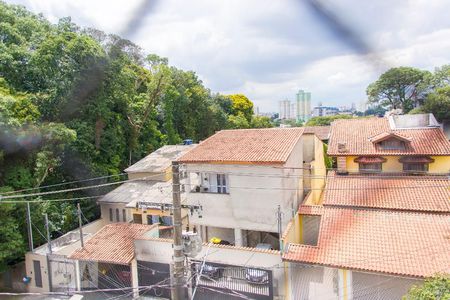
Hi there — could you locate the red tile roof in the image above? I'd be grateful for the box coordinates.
[323,172,450,212]
[328,117,450,156]
[283,208,450,278]
[69,223,155,265]
[178,128,304,164]
[298,205,324,215]
[303,126,331,141]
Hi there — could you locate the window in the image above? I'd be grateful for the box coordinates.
[133,214,143,224]
[359,163,382,173]
[191,172,229,193]
[217,174,227,194]
[109,208,113,222]
[379,139,405,150]
[403,163,428,172]
[122,209,126,222]
[116,208,120,222]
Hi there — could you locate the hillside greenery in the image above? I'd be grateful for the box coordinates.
[0,1,270,270]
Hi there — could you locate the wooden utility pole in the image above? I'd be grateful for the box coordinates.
[77,203,84,248]
[26,202,34,252]
[171,161,186,300]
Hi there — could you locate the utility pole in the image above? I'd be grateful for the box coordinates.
[77,203,84,248]
[44,213,52,254]
[277,205,283,252]
[26,202,34,252]
[171,161,186,300]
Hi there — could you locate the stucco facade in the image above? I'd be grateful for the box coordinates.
[344,155,450,173]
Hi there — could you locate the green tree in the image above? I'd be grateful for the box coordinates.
[403,275,450,300]
[421,86,450,123]
[367,67,430,113]
[305,114,353,126]
[250,116,273,128]
[229,94,254,122]
[227,114,250,129]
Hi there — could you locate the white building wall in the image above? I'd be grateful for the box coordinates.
[185,137,303,234]
[289,264,422,300]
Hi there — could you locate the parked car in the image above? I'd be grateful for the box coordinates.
[245,243,272,284]
[197,263,223,280]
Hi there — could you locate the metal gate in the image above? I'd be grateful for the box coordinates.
[191,261,273,300]
[137,261,171,298]
[48,254,76,292]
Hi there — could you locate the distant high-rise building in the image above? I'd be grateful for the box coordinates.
[278,99,291,119]
[295,90,312,122]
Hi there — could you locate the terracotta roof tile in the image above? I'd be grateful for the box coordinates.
[298,205,324,215]
[323,172,450,212]
[328,117,450,156]
[283,208,450,278]
[69,223,155,265]
[303,126,331,141]
[178,128,304,164]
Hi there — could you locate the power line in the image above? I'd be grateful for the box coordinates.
[0,172,167,200]
[0,173,128,195]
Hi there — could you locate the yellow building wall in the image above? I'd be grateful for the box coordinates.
[429,156,450,173]
[346,155,450,173]
[309,136,327,204]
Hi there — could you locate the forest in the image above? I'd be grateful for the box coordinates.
[0,1,272,269]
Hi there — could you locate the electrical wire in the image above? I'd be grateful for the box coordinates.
[0,172,166,200]
[0,173,128,195]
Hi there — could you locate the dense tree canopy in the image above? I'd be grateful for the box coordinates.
[0,1,270,269]
[403,275,450,300]
[305,114,353,126]
[367,65,449,114]
[367,67,430,113]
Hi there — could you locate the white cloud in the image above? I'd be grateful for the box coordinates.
[5,0,450,112]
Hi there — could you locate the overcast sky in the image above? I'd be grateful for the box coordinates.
[6,0,450,112]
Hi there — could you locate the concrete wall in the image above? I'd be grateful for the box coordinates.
[310,136,326,204]
[185,138,304,234]
[288,264,422,300]
[100,203,130,223]
[127,170,171,181]
[302,134,315,163]
[352,271,420,300]
[345,155,450,174]
[289,264,339,300]
[24,219,106,292]
[24,252,50,293]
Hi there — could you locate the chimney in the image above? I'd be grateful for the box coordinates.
[336,156,348,175]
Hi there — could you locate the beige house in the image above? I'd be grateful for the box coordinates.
[98,144,196,226]
[177,128,326,250]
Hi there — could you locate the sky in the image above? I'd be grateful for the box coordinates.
[5,0,450,112]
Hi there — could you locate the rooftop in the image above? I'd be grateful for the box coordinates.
[124,180,184,208]
[125,144,197,173]
[178,127,304,164]
[284,207,450,278]
[303,126,331,141]
[323,172,450,212]
[327,117,450,156]
[69,223,156,265]
[98,181,157,203]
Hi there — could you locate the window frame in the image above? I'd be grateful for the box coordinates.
[403,162,428,172]
[358,162,382,173]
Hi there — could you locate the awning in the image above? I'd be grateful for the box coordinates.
[399,156,434,163]
[354,156,387,163]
